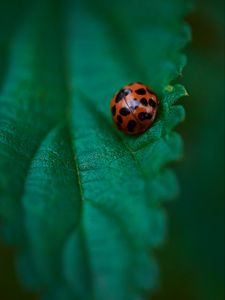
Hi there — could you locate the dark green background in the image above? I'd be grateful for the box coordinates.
[153,0,224,299]
[0,0,224,299]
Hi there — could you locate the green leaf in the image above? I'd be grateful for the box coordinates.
[0,0,191,299]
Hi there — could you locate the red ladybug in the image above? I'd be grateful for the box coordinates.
[110,82,159,135]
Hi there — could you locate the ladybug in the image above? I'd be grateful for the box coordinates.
[110,82,159,135]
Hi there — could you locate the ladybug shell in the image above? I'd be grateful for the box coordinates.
[110,82,159,135]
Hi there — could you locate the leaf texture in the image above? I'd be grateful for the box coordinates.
[0,0,191,299]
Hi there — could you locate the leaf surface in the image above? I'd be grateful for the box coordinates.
[0,0,191,299]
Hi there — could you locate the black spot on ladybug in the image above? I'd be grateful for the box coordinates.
[111,105,116,116]
[115,88,132,102]
[120,107,130,116]
[149,99,157,108]
[117,115,123,124]
[117,122,122,130]
[140,98,148,106]
[138,112,152,121]
[127,120,137,132]
[135,88,146,95]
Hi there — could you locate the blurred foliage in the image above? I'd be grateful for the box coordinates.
[0,0,190,299]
